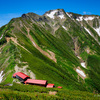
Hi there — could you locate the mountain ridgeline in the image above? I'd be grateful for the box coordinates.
[0,9,100,94]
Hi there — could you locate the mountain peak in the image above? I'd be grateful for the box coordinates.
[44,9,66,19]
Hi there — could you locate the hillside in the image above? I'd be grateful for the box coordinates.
[0,9,100,99]
[0,83,99,100]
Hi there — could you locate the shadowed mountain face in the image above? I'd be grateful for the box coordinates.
[0,9,100,93]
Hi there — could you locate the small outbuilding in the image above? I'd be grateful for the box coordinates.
[24,79,47,87]
[46,84,55,88]
[57,86,62,89]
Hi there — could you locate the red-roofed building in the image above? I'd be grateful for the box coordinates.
[24,79,47,87]
[57,86,62,89]
[13,72,30,82]
[46,84,55,88]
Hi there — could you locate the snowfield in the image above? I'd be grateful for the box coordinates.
[46,10,58,19]
[84,17,94,21]
[66,12,71,18]
[0,34,3,40]
[81,62,86,68]
[84,27,100,45]
[76,69,86,78]
[76,16,95,21]
[58,14,65,19]
[62,26,67,30]
[94,28,100,36]
[46,10,65,19]
[76,16,83,21]
[84,27,92,36]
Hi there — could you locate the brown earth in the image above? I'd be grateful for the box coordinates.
[26,27,57,63]
[49,91,57,95]
[5,37,31,53]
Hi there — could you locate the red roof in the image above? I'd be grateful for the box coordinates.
[46,84,54,88]
[13,72,30,79]
[24,79,47,85]
[57,86,62,89]
[13,73,17,77]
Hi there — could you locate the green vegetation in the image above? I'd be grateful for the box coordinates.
[0,42,17,84]
[0,83,99,100]
[18,44,87,90]
[93,18,99,28]
[86,55,100,92]
[0,9,100,99]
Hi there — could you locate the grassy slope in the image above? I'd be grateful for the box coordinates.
[0,19,88,91]
[0,11,100,96]
[18,36,87,90]
[0,83,99,100]
[0,42,16,84]
[0,23,87,91]
[86,55,100,92]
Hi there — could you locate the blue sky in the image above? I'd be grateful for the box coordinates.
[0,0,100,27]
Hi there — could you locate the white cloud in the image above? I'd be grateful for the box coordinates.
[83,11,86,14]
[83,11,92,15]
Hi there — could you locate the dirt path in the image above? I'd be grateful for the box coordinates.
[49,91,57,95]
[26,27,57,63]
[5,26,57,62]
[5,37,31,53]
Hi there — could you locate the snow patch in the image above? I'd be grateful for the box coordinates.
[84,27,100,45]
[62,26,67,30]
[94,27,100,36]
[76,16,83,21]
[66,12,71,18]
[85,27,100,43]
[84,27,92,36]
[76,16,95,21]
[81,62,86,68]
[58,14,65,19]
[0,71,4,83]
[46,10,58,19]
[69,14,72,17]
[0,34,3,40]
[77,56,81,59]
[84,17,94,21]
[76,69,86,78]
